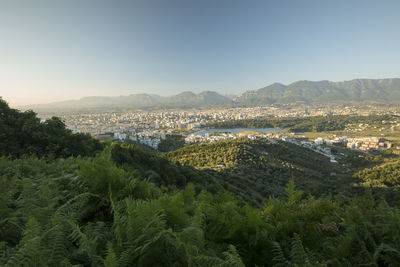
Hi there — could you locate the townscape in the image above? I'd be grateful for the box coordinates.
[41,104,398,153]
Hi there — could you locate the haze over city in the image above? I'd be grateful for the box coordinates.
[1,0,400,106]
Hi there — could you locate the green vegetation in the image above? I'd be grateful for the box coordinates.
[0,98,103,158]
[111,143,225,194]
[2,154,400,266]
[354,160,400,189]
[212,114,394,132]
[166,138,348,204]
[157,134,185,152]
[352,159,400,205]
[2,99,400,266]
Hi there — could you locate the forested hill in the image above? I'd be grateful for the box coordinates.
[234,78,400,105]
[353,160,400,204]
[0,98,103,158]
[2,97,400,266]
[165,138,346,202]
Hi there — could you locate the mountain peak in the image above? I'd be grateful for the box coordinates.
[234,78,400,105]
[22,78,400,112]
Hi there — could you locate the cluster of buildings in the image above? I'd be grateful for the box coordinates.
[185,132,235,143]
[346,137,392,152]
[58,108,285,149]
[185,131,293,144]
[43,103,395,138]
[36,103,400,151]
[314,136,392,152]
[98,129,168,149]
[46,106,322,148]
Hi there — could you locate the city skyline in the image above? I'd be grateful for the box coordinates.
[1,0,400,106]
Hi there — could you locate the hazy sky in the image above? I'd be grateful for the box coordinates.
[1,0,400,106]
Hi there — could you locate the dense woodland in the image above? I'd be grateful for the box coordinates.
[352,160,400,205]
[1,98,400,266]
[165,139,348,204]
[157,135,186,152]
[0,99,103,158]
[211,114,394,132]
[354,160,400,189]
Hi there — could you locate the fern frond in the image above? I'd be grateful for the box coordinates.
[271,242,291,267]
[220,245,245,267]
[290,234,309,266]
[104,242,118,267]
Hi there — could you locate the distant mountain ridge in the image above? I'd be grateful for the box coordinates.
[234,78,400,105]
[26,91,233,112]
[22,78,400,111]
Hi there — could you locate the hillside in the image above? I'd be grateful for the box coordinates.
[0,98,103,158]
[234,78,400,105]
[354,160,400,189]
[165,138,348,203]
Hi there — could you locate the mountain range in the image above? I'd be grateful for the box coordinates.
[22,78,400,111]
[234,78,400,105]
[23,91,234,112]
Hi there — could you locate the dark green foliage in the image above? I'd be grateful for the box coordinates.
[1,150,400,266]
[0,154,246,266]
[111,143,187,187]
[0,98,103,158]
[157,134,185,152]
[110,143,229,195]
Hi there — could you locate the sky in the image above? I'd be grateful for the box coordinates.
[1,0,400,106]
